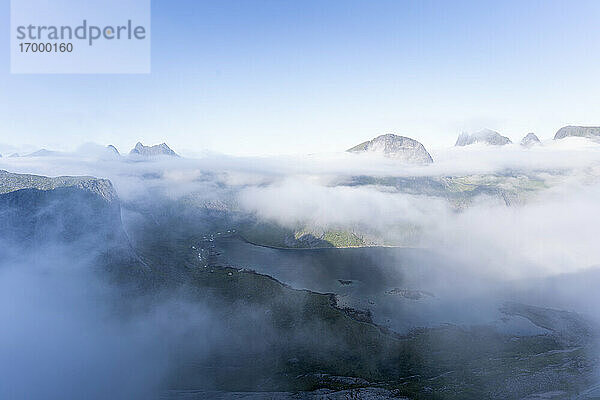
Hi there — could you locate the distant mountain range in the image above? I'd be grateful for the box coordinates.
[347,134,433,164]
[1,142,179,159]
[452,126,600,146]
[3,126,600,161]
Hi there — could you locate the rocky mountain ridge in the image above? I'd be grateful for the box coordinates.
[0,170,124,248]
[0,170,117,201]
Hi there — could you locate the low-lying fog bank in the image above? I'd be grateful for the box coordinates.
[2,139,600,398]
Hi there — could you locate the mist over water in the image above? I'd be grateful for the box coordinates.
[2,138,600,398]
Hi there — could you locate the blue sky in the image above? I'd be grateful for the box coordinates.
[1,0,600,155]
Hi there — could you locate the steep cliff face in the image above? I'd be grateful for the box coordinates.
[0,170,148,279]
[0,170,124,248]
[347,134,433,164]
[554,126,600,140]
[0,170,117,198]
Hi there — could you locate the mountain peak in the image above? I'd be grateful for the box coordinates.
[520,133,541,147]
[129,142,179,157]
[106,145,120,155]
[455,129,512,146]
[347,134,433,164]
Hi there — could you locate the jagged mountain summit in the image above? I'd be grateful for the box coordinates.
[130,142,179,157]
[347,134,433,164]
[520,133,541,147]
[554,126,600,140]
[455,129,512,146]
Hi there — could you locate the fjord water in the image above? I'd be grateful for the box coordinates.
[212,237,548,335]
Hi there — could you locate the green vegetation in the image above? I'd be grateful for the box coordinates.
[322,230,366,247]
[238,222,370,248]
